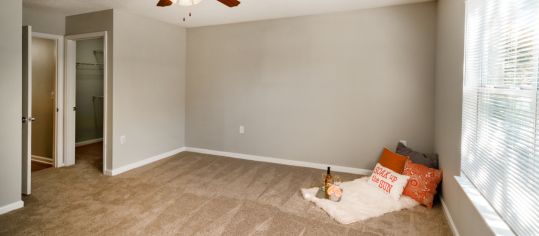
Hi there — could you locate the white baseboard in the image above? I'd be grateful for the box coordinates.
[31,155,53,164]
[106,147,186,176]
[105,146,371,177]
[185,147,372,175]
[76,138,103,147]
[440,197,460,236]
[0,200,24,215]
[104,169,113,176]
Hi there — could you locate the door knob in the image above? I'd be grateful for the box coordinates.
[22,117,35,123]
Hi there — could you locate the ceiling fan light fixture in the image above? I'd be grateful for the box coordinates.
[174,0,203,6]
[156,0,174,7]
[217,0,240,7]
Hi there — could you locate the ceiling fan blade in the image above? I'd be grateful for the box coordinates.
[156,0,174,7]
[217,0,240,7]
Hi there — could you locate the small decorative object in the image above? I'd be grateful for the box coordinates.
[324,167,333,198]
[333,175,342,186]
[315,186,326,199]
[327,184,343,202]
[315,167,343,201]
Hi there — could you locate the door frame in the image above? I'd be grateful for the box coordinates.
[64,31,108,174]
[32,32,64,168]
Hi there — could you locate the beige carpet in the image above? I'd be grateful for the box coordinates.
[0,143,452,235]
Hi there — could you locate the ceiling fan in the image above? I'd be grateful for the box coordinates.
[156,0,240,8]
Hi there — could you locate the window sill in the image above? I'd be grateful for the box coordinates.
[454,175,515,236]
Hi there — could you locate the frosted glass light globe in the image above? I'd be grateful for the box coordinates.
[174,0,203,6]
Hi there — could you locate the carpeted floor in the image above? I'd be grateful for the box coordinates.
[0,143,452,235]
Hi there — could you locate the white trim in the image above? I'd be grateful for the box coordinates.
[101,32,109,175]
[32,32,62,40]
[440,197,460,236]
[75,138,103,147]
[185,147,372,175]
[106,147,186,176]
[31,155,53,165]
[0,201,24,215]
[455,175,515,236]
[65,32,106,41]
[105,147,371,177]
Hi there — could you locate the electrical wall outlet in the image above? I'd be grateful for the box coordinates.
[239,125,245,134]
[399,140,407,146]
[120,135,127,144]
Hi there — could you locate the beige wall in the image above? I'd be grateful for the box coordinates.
[66,9,187,171]
[0,0,22,208]
[186,2,437,169]
[76,38,104,143]
[66,9,114,170]
[112,10,186,168]
[23,5,65,35]
[434,0,493,235]
[31,37,56,159]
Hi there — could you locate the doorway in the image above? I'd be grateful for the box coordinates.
[74,38,104,171]
[30,37,56,172]
[21,26,64,195]
[65,32,108,174]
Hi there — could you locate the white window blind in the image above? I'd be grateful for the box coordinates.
[462,0,539,235]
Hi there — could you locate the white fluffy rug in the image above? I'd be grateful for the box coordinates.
[301,177,419,224]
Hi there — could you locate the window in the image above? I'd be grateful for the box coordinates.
[462,0,539,235]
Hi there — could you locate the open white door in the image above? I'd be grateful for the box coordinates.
[64,39,77,166]
[22,25,32,195]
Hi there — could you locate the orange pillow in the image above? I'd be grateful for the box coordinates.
[402,160,443,208]
[378,148,408,174]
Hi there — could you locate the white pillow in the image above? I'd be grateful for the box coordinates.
[367,163,410,199]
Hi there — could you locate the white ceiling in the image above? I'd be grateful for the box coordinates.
[23,0,433,28]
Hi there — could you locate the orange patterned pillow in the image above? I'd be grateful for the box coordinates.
[402,160,442,208]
